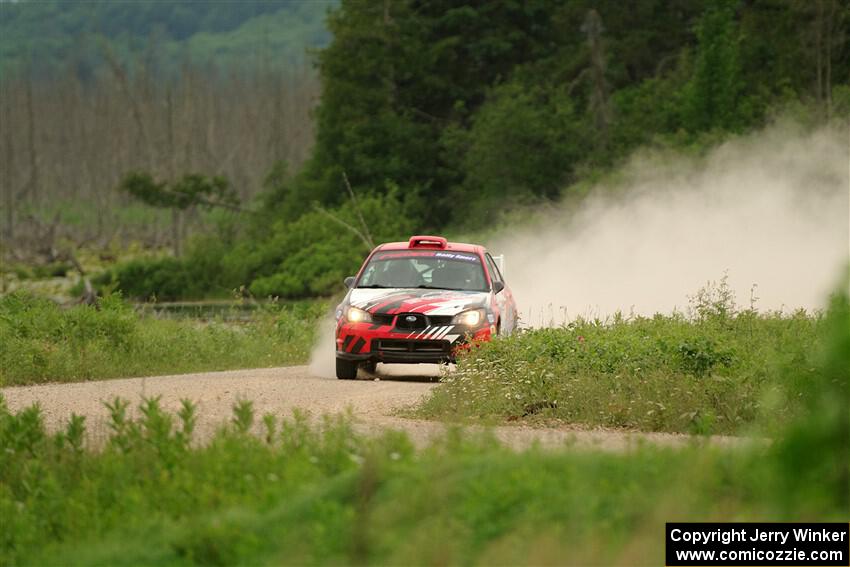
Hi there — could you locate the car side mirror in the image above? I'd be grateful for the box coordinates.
[493,281,505,294]
[344,276,355,288]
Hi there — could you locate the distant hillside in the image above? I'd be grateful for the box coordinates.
[0,0,334,75]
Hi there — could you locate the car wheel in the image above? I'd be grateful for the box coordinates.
[336,358,358,380]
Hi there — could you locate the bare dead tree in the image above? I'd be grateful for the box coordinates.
[310,171,376,250]
[581,9,612,146]
[382,0,397,106]
[0,56,318,253]
[313,204,374,250]
[805,0,846,119]
[161,72,182,257]
[816,0,824,108]
[101,40,154,168]
[342,171,375,249]
[823,0,844,119]
[24,65,39,204]
[2,77,14,242]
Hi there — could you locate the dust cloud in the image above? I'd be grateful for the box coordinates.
[487,123,849,325]
[310,123,848,373]
[309,315,338,378]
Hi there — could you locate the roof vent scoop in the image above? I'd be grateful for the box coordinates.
[408,235,448,249]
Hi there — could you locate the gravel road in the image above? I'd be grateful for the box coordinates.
[1,364,750,451]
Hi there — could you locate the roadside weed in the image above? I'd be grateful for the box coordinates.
[0,292,325,386]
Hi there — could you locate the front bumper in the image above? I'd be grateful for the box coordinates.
[335,320,493,364]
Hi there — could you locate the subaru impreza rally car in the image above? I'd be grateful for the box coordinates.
[334,235,517,379]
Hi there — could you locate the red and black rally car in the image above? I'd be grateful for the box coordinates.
[334,235,517,379]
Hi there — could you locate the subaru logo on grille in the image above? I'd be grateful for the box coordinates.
[405,315,418,323]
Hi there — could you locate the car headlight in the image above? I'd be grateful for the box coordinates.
[452,309,484,326]
[346,306,373,323]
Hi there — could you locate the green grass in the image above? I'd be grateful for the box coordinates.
[0,282,846,566]
[20,199,174,232]
[0,292,325,387]
[0,383,845,565]
[418,280,824,435]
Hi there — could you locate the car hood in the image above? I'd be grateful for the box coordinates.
[348,288,489,316]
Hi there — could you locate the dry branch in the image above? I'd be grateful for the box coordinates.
[342,171,374,249]
[313,203,374,250]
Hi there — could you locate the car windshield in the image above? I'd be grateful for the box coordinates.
[357,250,488,292]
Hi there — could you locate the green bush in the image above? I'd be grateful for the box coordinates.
[30,262,72,279]
[245,188,418,299]
[418,282,823,435]
[92,228,243,301]
[0,292,324,386]
[95,257,197,301]
[96,189,418,301]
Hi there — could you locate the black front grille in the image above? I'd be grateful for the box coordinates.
[395,313,427,330]
[428,315,453,326]
[378,339,450,353]
[371,313,395,326]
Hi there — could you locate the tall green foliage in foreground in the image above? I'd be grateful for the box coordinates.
[773,282,850,513]
[0,292,325,386]
[0,285,847,565]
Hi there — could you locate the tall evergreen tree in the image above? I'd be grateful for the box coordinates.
[682,0,747,132]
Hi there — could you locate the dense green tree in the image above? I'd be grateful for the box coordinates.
[247,189,417,298]
[448,80,585,208]
[119,172,240,212]
[682,0,748,132]
[265,0,850,233]
[295,0,729,223]
[299,0,568,224]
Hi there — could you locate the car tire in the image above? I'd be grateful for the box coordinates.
[336,358,358,380]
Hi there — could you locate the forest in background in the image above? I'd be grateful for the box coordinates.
[0,1,331,74]
[1,0,848,301]
[0,1,330,261]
